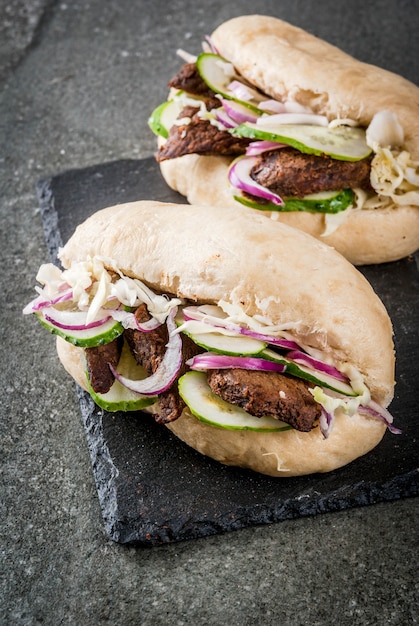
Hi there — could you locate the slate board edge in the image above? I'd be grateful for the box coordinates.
[78,388,418,548]
[37,176,63,264]
[74,387,418,548]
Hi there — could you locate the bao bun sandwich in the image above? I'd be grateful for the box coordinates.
[149,15,419,266]
[24,201,399,477]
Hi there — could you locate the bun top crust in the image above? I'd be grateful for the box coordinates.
[59,200,394,406]
[211,15,419,158]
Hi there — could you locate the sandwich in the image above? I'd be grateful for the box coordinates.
[149,15,419,265]
[24,200,399,477]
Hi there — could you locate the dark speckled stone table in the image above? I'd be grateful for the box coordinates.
[1,1,418,624]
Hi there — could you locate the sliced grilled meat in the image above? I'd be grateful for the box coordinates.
[85,337,123,394]
[207,368,321,432]
[251,148,372,198]
[125,304,202,423]
[156,107,251,162]
[125,304,168,374]
[168,62,219,106]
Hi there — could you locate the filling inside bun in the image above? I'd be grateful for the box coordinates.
[149,32,419,237]
[24,256,399,441]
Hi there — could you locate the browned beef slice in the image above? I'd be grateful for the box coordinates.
[168,62,217,101]
[251,148,372,197]
[85,338,123,394]
[125,304,169,375]
[207,368,321,432]
[156,109,250,162]
[125,304,202,423]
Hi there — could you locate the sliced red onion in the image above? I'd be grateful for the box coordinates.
[220,99,259,124]
[227,79,256,102]
[257,100,287,114]
[23,297,42,315]
[256,100,317,115]
[239,329,298,350]
[187,353,287,373]
[228,156,284,206]
[245,141,287,156]
[181,306,299,350]
[181,305,241,333]
[23,288,73,314]
[359,401,402,434]
[256,112,329,127]
[182,305,224,324]
[43,307,112,331]
[319,408,334,439]
[109,309,162,332]
[287,350,348,382]
[204,35,219,55]
[108,309,136,328]
[214,107,237,129]
[135,316,162,332]
[110,308,182,396]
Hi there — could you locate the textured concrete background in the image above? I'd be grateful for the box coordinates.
[1,1,418,624]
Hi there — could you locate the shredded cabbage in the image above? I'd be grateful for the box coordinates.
[86,267,111,324]
[217,300,301,334]
[35,263,67,296]
[40,255,181,323]
[369,147,419,207]
[365,110,419,208]
[321,111,419,234]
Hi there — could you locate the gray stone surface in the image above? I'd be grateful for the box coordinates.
[1,1,418,624]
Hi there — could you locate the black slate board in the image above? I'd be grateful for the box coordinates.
[36,157,419,546]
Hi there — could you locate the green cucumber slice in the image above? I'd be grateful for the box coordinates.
[233,194,280,212]
[262,349,356,396]
[86,342,157,412]
[179,371,291,431]
[36,312,124,348]
[234,189,354,214]
[88,378,156,412]
[282,189,354,213]
[182,329,267,355]
[148,96,185,138]
[196,52,265,112]
[232,123,372,161]
[148,91,210,138]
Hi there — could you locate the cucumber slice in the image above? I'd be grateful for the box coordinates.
[196,52,265,112]
[282,189,354,213]
[86,342,157,412]
[182,329,267,355]
[179,371,291,431]
[88,378,156,412]
[262,349,356,396]
[36,311,124,348]
[148,91,208,138]
[148,97,184,138]
[234,189,354,214]
[232,123,372,161]
[233,194,280,212]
